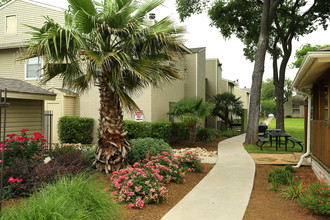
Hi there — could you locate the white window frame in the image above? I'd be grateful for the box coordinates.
[5,14,17,36]
[25,57,43,80]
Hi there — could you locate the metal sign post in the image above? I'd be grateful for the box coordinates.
[0,89,10,212]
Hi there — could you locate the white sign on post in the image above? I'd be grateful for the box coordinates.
[134,109,144,122]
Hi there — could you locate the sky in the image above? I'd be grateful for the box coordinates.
[34,0,330,88]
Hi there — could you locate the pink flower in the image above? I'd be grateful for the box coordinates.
[8,177,14,182]
[21,129,28,133]
[188,168,192,172]
[129,203,134,209]
[0,160,2,163]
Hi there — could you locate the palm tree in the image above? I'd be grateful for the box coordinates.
[212,92,244,129]
[23,0,184,173]
[167,97,214,144]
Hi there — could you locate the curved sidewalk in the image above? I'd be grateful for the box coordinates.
[162,134,255,220]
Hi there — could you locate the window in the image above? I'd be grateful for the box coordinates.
[6,15,17,35]
[292,109,300,115]
[25,57,43,79]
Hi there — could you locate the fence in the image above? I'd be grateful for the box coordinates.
[44,110,53,152]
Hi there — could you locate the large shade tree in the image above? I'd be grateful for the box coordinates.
[24,0,184,173]
[176,0,330,143]
[176,0,281,144]
[167,97,214,144]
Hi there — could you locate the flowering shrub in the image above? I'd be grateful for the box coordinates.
[298,176,330,215]
[1,129,47,166]
[111,150,205,209]
[141,152,185,183]
[179,152,204,173]
[282,176,304,201]
[111,166,168,209]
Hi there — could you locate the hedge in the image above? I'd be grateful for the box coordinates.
[58,116,94,144]
[123,120,188,143]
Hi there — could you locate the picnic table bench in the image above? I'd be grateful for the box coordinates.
[288,137,303,152]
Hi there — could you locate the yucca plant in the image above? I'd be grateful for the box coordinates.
[167,97,214,144]
[23,0,184,173]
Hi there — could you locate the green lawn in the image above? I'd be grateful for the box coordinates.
[244,118,305,154]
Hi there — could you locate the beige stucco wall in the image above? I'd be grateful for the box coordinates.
[1,98,44,136]
[234,88,250,111]
[0,0,65,47]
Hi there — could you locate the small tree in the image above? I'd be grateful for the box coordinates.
[211,92,244,129]
[167,97,214,144]
[261,99,276,117]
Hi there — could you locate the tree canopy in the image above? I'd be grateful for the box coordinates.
[25,0,184,172]
[168,97,214,143]
[292,43,330,68]
[211,92,244,129]
[176,0,330,141]
[0,0,10,7]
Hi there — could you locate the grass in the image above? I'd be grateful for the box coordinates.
[244,118,304,154]
[0,173,122,220]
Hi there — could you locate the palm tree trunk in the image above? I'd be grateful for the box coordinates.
[189,123,196,144]
[94,78,130,174]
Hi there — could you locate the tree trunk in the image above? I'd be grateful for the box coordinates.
[245,0,281,144]
[93,77,131,174]
[188,123,196,144]
[224,109,229,129]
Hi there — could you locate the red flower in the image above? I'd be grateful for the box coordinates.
[20,128,28,133]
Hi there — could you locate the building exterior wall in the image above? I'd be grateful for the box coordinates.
[284,96,304,118]
[183,53,197,98]
[0,0,64,47]
[234,88,250,112]
[196,50,206,99]
[1,98,43,136]
[79,85,100,144]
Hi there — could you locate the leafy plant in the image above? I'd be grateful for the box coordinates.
[282,176,304,201]
[196,127,217,142]
[267,168,292,186]
[269,173,279,191]
[0,173,122,219]
[167,97,214,144]
[284,165,295,173]
[298,178,330,215]
[1,129,47,167]
[128,138,173,164]
[49,145,91,172]
[58,116,94,144]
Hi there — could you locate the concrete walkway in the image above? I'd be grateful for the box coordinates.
[162,134,255,220]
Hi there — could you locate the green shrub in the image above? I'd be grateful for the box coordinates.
[196,127,217,142]
[220,130,238,138]
[124,121,151,140]
[267,168,292,185]
[2,129,47,167]
[150,121,173,142]
[123,120,189,143]
[0,173,122,219]
[284,164,295,173]
[58,116,94,144]
[168,122,189,143]
[282,176,304,201]
[83,146,97,164]
[128,138,173,164]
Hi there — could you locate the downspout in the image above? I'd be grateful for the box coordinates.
[293,90,311,168]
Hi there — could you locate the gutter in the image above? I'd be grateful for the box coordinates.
[293,90,311,168]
